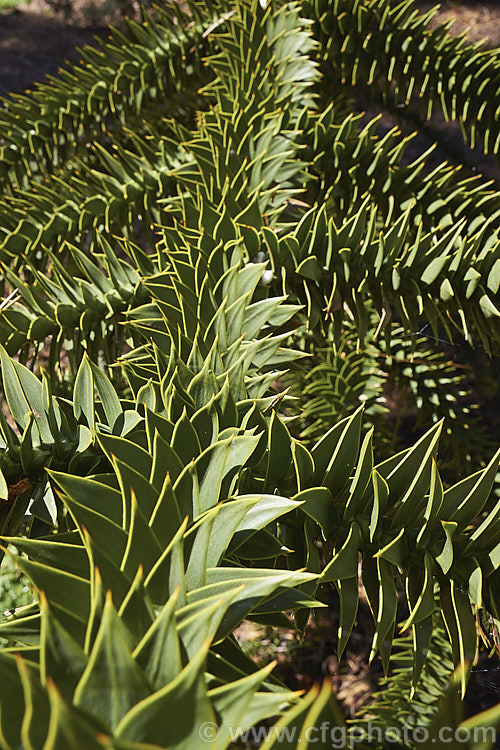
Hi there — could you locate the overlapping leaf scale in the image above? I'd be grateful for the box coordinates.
[246,402,500,692]
[0,1,216,191]
[0,413,320,747]
[0,125,182,266]
[1,345,500,718]
[0,230,302,538]
[288,408,500,693]
[3,374,498,740]
[0,351,129,540]
[305,0,500,155]
[109,359,500,696]
[378,328,497,480]
[0,0,499,742]
[304,106,500,242]
[293,334,388,441]
[121,204,303,401]
[2,288,499,696]
[355,626,455,736]
[0,125,188,365]
[0,0,320,365]
[0,593,303,748]
[291,313,497,487]
[172,0,318,219]
[353,625,500,750]
[269,201,500,350]
[0,236,154,362]
[3,381,497,743]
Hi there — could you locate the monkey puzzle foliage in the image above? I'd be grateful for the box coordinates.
[0,0,499,747]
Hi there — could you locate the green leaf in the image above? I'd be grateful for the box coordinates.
[188,569,317,637]
[322,405,363,497]
[337,575,359,660]
[89,360,122,429]
[345,427,373,520]
[445,446,500,529]
[132,589,182,690]
[233,494,303,539]
[209,663,277,750]
[115,639,214,747]
[12,358,52,443]
[0,344,31,431]
[186,498,258,586]
[73,355,95,429]
[440,580,476,697]
[435,521,457,574]
[369,469,389,542]
[59,491,128,566]
[194,434,261,516]
[11,551,90,629]
[44,679,109,750]
[369,558,397,670]
[98,433,152,479]
[260,679,344,749]
[375,527,408,567]
[322,522,362,581]
[120,492,162,579]
[0,654,26,746]
[416,458,443,547]
[401,553,436,631]
[49,471,123,527]
[145,519,188,607]
[382,421,442,523]
[40,592,87,696]
[291,440,315,492]
[74,592,150,730]
[459,702,500,750]
[177,590,241,660]
[16,655,51,750]
[149,473,183,548]
[295,487,333,540]
[265,412,292,488]
[149,429,184,490]
[0,468,8,502]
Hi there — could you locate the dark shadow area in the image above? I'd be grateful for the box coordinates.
[0,6,108,98]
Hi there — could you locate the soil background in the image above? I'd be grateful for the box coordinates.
[0,0,112,98]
